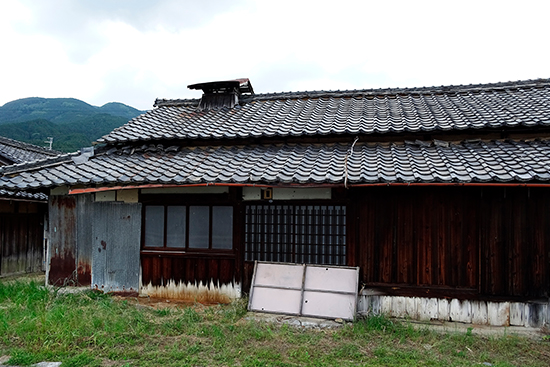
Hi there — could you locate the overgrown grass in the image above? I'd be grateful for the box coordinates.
[0,279,548,366]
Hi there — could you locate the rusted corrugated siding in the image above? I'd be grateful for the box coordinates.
[76,194,94,285]
[48,195,77,286]
[91,201,142,293]
[353,186,549,300]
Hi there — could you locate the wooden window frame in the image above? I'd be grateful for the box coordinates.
[141,203,234,253]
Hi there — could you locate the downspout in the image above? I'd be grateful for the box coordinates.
[344,136,359,189]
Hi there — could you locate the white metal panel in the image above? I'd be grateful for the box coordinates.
[248,262,359,320]
[301,291,356,320]
[254,263,304,288]
[249,287,303,315]
[304,266,357,293]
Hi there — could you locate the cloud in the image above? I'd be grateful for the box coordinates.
[1,0,550,110]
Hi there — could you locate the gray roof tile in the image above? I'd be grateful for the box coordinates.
[3,139,549,190]
[0,136,61,165]
[97,79,550,144]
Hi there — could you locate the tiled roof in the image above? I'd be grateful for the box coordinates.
[0,136,61,165]
[2,139,550,190]
[98,79,550,144]
[0,189,47,201]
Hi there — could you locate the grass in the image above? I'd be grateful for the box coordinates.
[0,279,549,366]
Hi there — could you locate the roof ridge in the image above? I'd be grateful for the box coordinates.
[153,78,550,107]
[245,78,550,102]
[0,135,62,155]
[0,151,78,175]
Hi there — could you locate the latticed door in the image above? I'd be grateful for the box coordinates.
[244,204,346,265]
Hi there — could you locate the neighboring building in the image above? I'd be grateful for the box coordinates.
[0,136,60,276]
[0,78,549,327]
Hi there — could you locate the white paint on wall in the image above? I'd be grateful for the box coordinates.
[471,301,488,325]
[50,186,69,195]
[140,279,241,303]
[510,302,525,326]
[242,187,332,201]
[438,298,450,321]
[141,186,229,194]
[95,191,116,202]
[357,291,549,328]
[117,189,138,203]
[418,298,438,321]
[487,301,509,326]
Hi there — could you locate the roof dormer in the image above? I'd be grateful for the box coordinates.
[187,78,254,111]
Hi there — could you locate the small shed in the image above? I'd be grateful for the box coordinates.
[0,136,60,276]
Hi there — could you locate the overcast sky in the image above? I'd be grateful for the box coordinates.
[1,0,549,111]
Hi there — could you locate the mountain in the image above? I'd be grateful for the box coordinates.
[0,97,146,152]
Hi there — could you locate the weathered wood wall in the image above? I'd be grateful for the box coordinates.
[352,186,550,300]
[141,254,237,287]
[0,201,44,276]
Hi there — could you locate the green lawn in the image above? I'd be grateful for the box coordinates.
[0,279,548,366]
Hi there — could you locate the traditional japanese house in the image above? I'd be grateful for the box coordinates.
[0,136,60,276]
[1,78,549,327]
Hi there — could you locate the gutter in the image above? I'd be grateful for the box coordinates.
[68,181,550,195]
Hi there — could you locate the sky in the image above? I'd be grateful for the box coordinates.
[1,0,549,111]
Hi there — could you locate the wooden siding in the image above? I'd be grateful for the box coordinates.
[353,186,550,300]
[0,210,43,276]
[141,253,237,287]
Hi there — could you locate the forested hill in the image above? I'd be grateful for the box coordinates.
[0,97,145,152]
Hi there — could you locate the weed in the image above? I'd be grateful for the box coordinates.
[1,278,549,367]
[7,349,37,366]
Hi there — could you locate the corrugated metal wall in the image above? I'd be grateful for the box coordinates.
[76,194,93,285]
[48,195,77,285]
[92,201,142,293]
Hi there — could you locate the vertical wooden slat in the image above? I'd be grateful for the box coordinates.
[141,256,152,285]
[162,257,172,286]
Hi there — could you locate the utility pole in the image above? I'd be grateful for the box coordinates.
[45,137,53,150]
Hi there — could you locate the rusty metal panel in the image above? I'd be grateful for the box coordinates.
[76,194,93,285]
[92,201,142,293]
[248,262,359,320]
[48,195,77,286]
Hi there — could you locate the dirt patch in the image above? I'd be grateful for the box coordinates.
[113,294,221,310]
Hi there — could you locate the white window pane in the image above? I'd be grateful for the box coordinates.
[212,206,233,249]
[144,206,164,247]
[167,206,186,248]
[189,206,209,248]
